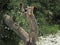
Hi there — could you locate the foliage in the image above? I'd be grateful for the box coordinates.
[0,0,60,45]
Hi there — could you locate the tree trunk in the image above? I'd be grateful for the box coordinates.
[3,15,29,44]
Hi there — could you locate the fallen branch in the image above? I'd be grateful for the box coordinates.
[3,15,29,44]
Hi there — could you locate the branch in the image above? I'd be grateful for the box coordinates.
[3,15,29,43]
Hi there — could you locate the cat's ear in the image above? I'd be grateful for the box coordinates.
[27,6,34,9]
[20,3,25,12]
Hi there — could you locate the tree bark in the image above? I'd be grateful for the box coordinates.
[3,15,29,44]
